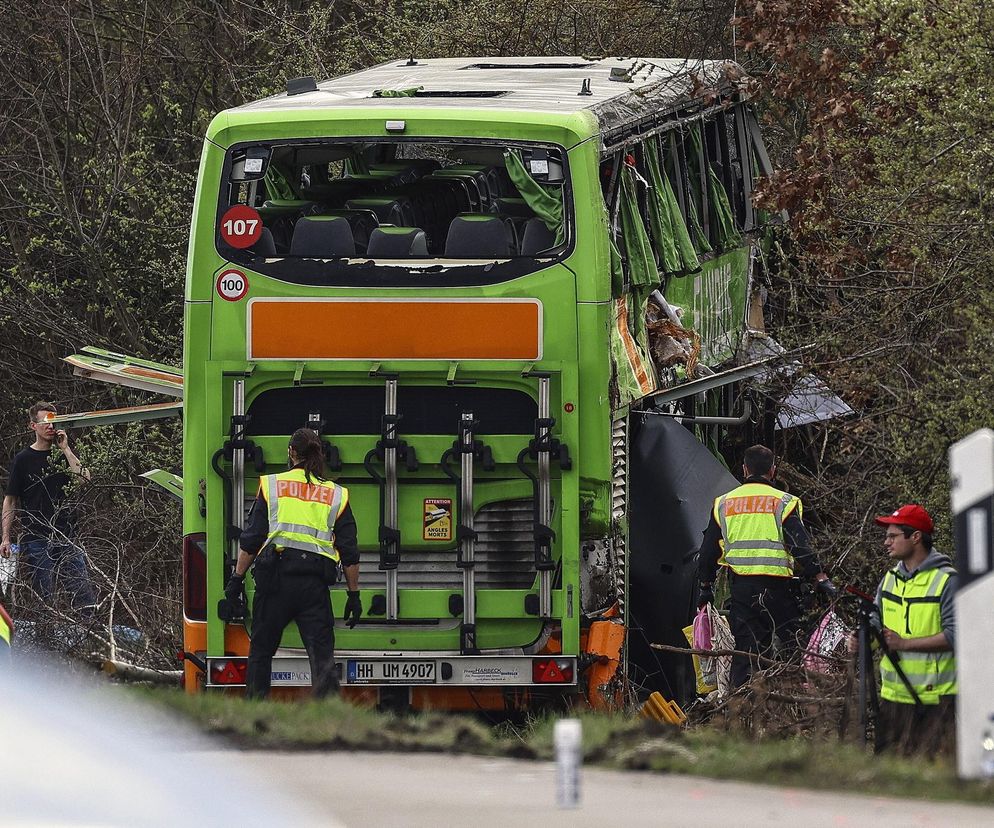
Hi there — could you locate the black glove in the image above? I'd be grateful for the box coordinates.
[816,578,838,599]
[218,574,245,622]
[343,590,362,629]
[697,583,714,608]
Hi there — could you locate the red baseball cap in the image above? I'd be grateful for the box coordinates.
[874,504,934,534]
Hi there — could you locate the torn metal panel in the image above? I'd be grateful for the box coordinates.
[78,346,181,376]
[776,374,854,430]
[745,335,853,430]
[141,469,183,502]
[64,352,183,398]
[646,353,781,404]
[627,414,738,702]
[51,402,182,429]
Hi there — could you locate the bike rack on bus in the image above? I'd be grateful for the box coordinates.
[363,374,418,619]
[306,411,342,472]
[440,411,494,655]
[517,373,571,619]
[210,378,266,576]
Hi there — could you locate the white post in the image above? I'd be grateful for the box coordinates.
[949,429,994,779]
[554,718,582,808]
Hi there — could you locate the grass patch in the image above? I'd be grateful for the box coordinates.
[140,687,994,805]
[138,686,498,754]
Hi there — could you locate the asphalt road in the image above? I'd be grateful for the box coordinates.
[219,750,994,828]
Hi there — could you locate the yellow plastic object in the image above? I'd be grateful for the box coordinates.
[640,691,687,725]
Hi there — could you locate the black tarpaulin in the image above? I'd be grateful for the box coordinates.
[627,413,738,702]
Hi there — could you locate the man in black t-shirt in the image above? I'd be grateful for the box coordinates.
[1,402,96,612]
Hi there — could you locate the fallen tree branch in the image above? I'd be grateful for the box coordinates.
[763,692,845,705]
[101,659,182,685]
[650,642,778,668]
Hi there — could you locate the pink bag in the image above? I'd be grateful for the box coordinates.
[804,609,851,674]
[692,605,712,651]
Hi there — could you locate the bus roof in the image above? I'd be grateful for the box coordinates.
[234,56,743,125]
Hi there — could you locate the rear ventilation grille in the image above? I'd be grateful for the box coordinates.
[373,89,510,98]
[460,63,594,70]
[611,415,628,619]
[359,498,537,590]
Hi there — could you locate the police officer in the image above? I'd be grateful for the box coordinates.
[222,427,362,699]
[870,504,957,755]
[697,444,835,686]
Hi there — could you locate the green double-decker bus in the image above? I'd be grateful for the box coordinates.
[179,56,778,709]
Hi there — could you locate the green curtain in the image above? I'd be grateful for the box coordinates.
[689,124,741,251]
[618,164,659,350]
[645,136,700,277]
[669,131,712,255]
[604,165,660,404]
[263,164,295,201]
[345,149,370,176]
[751,150,772,226]
[503,151,565,243]
[695,389,731,469]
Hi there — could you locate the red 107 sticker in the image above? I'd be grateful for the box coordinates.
[220,205,263,249]
[216,269,249,302]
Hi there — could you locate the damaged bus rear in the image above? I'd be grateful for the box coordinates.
[179,57,786,710]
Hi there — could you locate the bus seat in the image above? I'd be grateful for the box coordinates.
[252,227,277,256]
[431,171,483,211]
[300,178,382,206]
[444,214,513,258]
[520,217,557,255]
[290,216,356,258]
[386,178,470,254]
[368,161,439,185]
[345,196,414,227]
[490,197,534,218]
[443,166,492,206]
[366,227,429,258]
[312,209,380,254]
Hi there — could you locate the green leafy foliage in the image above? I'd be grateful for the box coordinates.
[735,0,994,588]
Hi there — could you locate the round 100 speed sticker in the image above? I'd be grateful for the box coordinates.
[216,269,249,302]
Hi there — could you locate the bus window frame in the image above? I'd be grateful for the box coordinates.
[599,99,772,244]
[733,105,757,232]
[213,136,577,288]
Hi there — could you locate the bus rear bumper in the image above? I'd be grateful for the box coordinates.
[205,654,576,689]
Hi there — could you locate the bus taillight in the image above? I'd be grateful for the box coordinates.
[532,658,574,683]
[183,533,207,621]
[209,658,248,686]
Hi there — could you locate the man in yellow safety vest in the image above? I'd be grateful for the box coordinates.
[222,427,361,698]
[697,445,835,686]
[870,504,957,755]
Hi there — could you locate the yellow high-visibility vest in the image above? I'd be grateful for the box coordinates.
[0,604,12,648]
[879,565,957,704]
[713,482,801,577]
[260,468,349,562]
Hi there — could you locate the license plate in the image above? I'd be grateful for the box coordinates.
[346,659,436,685]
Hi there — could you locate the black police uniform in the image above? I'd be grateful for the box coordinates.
[238,490,360,698]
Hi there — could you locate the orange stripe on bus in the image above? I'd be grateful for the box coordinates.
[249,300,541,360]
[121,365,184,384]
[615,297,653,393]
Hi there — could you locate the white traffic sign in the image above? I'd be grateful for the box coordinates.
[216,269,249,302]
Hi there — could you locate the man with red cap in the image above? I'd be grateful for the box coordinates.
[870,503,957,755]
